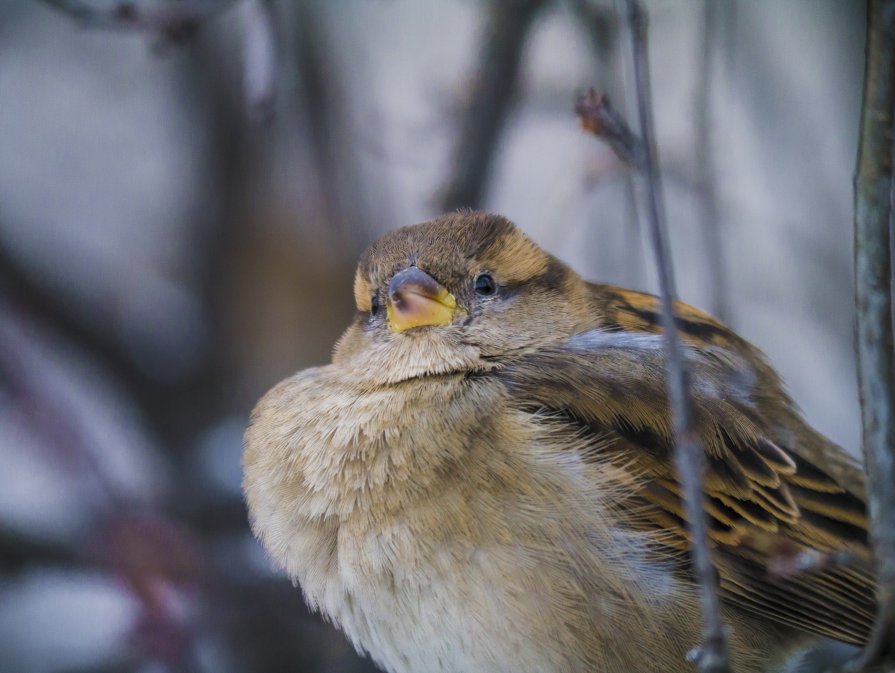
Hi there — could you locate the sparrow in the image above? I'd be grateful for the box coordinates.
[243,212,874,673]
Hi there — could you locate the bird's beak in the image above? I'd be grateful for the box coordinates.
[386,267,462,332]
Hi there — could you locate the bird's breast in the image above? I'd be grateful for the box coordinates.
[243,364,698,673]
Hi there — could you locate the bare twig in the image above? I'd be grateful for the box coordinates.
[570,5,645,288]
[575,88,645,169]
[850,0,895,670]
[439,0,547,211]
[38,0,238,40]
[619,2,731,671]
[576,89,712,197]
[693,0,728,323]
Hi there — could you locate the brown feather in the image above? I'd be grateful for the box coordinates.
[497,281,876,647]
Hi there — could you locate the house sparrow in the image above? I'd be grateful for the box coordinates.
[243,212,874,673]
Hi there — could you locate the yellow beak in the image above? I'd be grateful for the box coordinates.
[386,267,462,332]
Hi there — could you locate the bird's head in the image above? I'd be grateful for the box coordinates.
[333,212,592,384]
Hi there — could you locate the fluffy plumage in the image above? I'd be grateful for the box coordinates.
[243,212,874,673]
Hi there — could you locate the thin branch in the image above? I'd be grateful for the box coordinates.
[0,242,165,422]
[569,5,645,288]
[620,2,731,671]
[850,0,895,670]
[576,89,713,198]
[575,88,645,169]
[693,0,728,323]
[38,0,238,38]
[439,0,547,211]
[0,525,81,572]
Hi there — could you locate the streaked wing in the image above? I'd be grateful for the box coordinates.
[589,282,868,499]
[498,286,875,644]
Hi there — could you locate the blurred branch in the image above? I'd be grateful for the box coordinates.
[619,2,731,672]
[292,1,381,248]
[440,0,547,211]
[576,89,707,200]
[851,0,895,670]
[0,526,80,572]
[294,0,353,238]
[567,0,618,63]
[241,0,277,123]
[37,0,238,38]
[570,2,645,288]
[575,88,645,169]
[38,0,278,120]
[693,0,728,323]
[0,245,158,418]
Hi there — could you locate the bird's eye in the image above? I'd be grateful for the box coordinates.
[474,273,497,297]
[370,293,381,315]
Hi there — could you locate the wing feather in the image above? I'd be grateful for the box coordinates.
[497,284,875,645]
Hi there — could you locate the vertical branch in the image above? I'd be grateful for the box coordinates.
[242,0,278,123]
[693,0,728,323]
[570,1,646,288]
[852,0,895,669]
[569,0,619,64]
[293,1,380,247]
[439,0,546,211]
[621,2,731,672]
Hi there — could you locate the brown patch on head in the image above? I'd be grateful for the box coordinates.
[355,212,555,300]
[476,223,549,284]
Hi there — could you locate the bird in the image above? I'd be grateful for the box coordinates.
[243,211,874,673]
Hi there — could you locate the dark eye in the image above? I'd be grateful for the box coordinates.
[474,273,497,297]
[370,293,381,315]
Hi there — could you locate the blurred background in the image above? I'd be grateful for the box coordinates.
[0,1,867,671]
